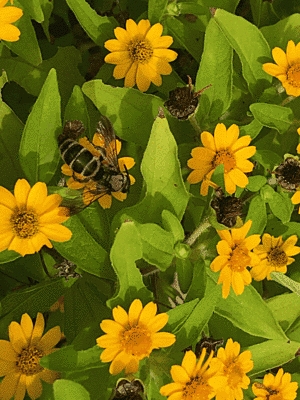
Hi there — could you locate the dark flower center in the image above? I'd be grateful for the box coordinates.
[16,346,44,375]
[10,210,39,238]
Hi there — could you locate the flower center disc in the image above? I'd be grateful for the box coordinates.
[230,245,251,271]
[183,377,212,399]
[287,64,300,88]
[128,39,153,63]
[121,326,152,357]
[10,210,39,238]
[268,248,288,267]
[17,347,44,375]
[213,150,236,172]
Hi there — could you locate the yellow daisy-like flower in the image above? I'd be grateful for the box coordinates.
[210,220,261,299]
[263,40,300,97]
[104,19,178,92]
[187,123,256,196]
[96,299,176,375]
[296,127,300,153]
[291,189,300,213]
[0,179,72,257]
[209,338,253,400]
[0,0,23,42]
[252,368,298,400]
[61,133,135,209]
[251,234,300,281]
[160,348,223,400]
[0,312,61,400]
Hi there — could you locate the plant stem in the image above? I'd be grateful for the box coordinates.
[189,115,202,136]
[184,218,211,247]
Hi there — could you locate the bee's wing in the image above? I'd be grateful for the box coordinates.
[60,183,111,215]
[96,115,120,171]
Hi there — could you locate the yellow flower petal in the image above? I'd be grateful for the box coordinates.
[14,179,30,208]
[145,22,163,41]
[37,326,61,352]
[30,312,44,347]
[272,46,288,69]
[124,62,138,88]
[26,374,43,400]
[136,63,152,92]
[20,314,33,345]
[98,194,112,209]
[0,186,17,210]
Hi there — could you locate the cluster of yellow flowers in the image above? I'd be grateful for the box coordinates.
[0,303,298,400]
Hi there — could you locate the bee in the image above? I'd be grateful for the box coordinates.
[58,116,130,214]
[110,378,146,400]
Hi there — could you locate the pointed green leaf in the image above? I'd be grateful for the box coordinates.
[54,379,90,400]
[214,9,271,97]
[271,272,300,296]
[19,69,61,184]
[250,103,293,133]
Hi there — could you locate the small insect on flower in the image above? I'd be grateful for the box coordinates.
[110,378,146,400]
[164,75,211,120]
[58,116,135,213]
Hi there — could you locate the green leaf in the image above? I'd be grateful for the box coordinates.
[246,176,267,192]
[161,209,185,242]
[66,0,117,46]
[148,0,168,23]
[240,118,263,140]
[4,7,42,66]
[171,287,220,351]
[108,221,153,308]
[0,279,72,334]
[165,16,204,62]
[266,293,300,331]
[253,150,282,172]
[138,223,175,271]
[248,340,300,375]
[212,273,288,340]
[271,272,300,296]
[214,9,272,98]
[196,17,232,125]
[202,0,240,13]
[167,298,199,331]
[0,47,84,110]
[54,379,90,400]
[19,69,61,184]
[64,85,90,130]
[18,0,44,22]
[0,101,24,190]
[261,14,300,49]
[176,258,193,293]
[260,185,293,223]
[250,103,294,133]
[82,80,163,147]
[246,194,267,235]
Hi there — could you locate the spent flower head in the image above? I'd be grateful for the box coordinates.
[210,220,261,298]
[0,179,72,256]
[252,368,298,400]
[209,338,253,400]
[0,312,61,400]
[263,40,300,97]
[274,157,300,191]
[160,348,223,399]
[187,123,256,196]
[0,0,23,42]
[61,133,135,209]
[251,234,300,281]
[104,19,177,92]
[96,299,175,375]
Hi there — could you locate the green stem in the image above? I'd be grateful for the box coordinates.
[189,115,202,136]
[184,218,211,247]
[281,95,295,107]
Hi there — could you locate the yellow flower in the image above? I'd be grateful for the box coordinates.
[160,348,223,399]
[297,127,300,153]
[0,0,23,42]
[104,19,177,92]
[252,368,298,400]
[210,220,261,299]
[291,189,300,213]
[187,123,256,196]
[251,234,300,281]
[0,179,72,257]
[0,312,61,400]
[209,338,253,400]
[96,299,175,375]
[62,133,135,209]
[263,40,300,97]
